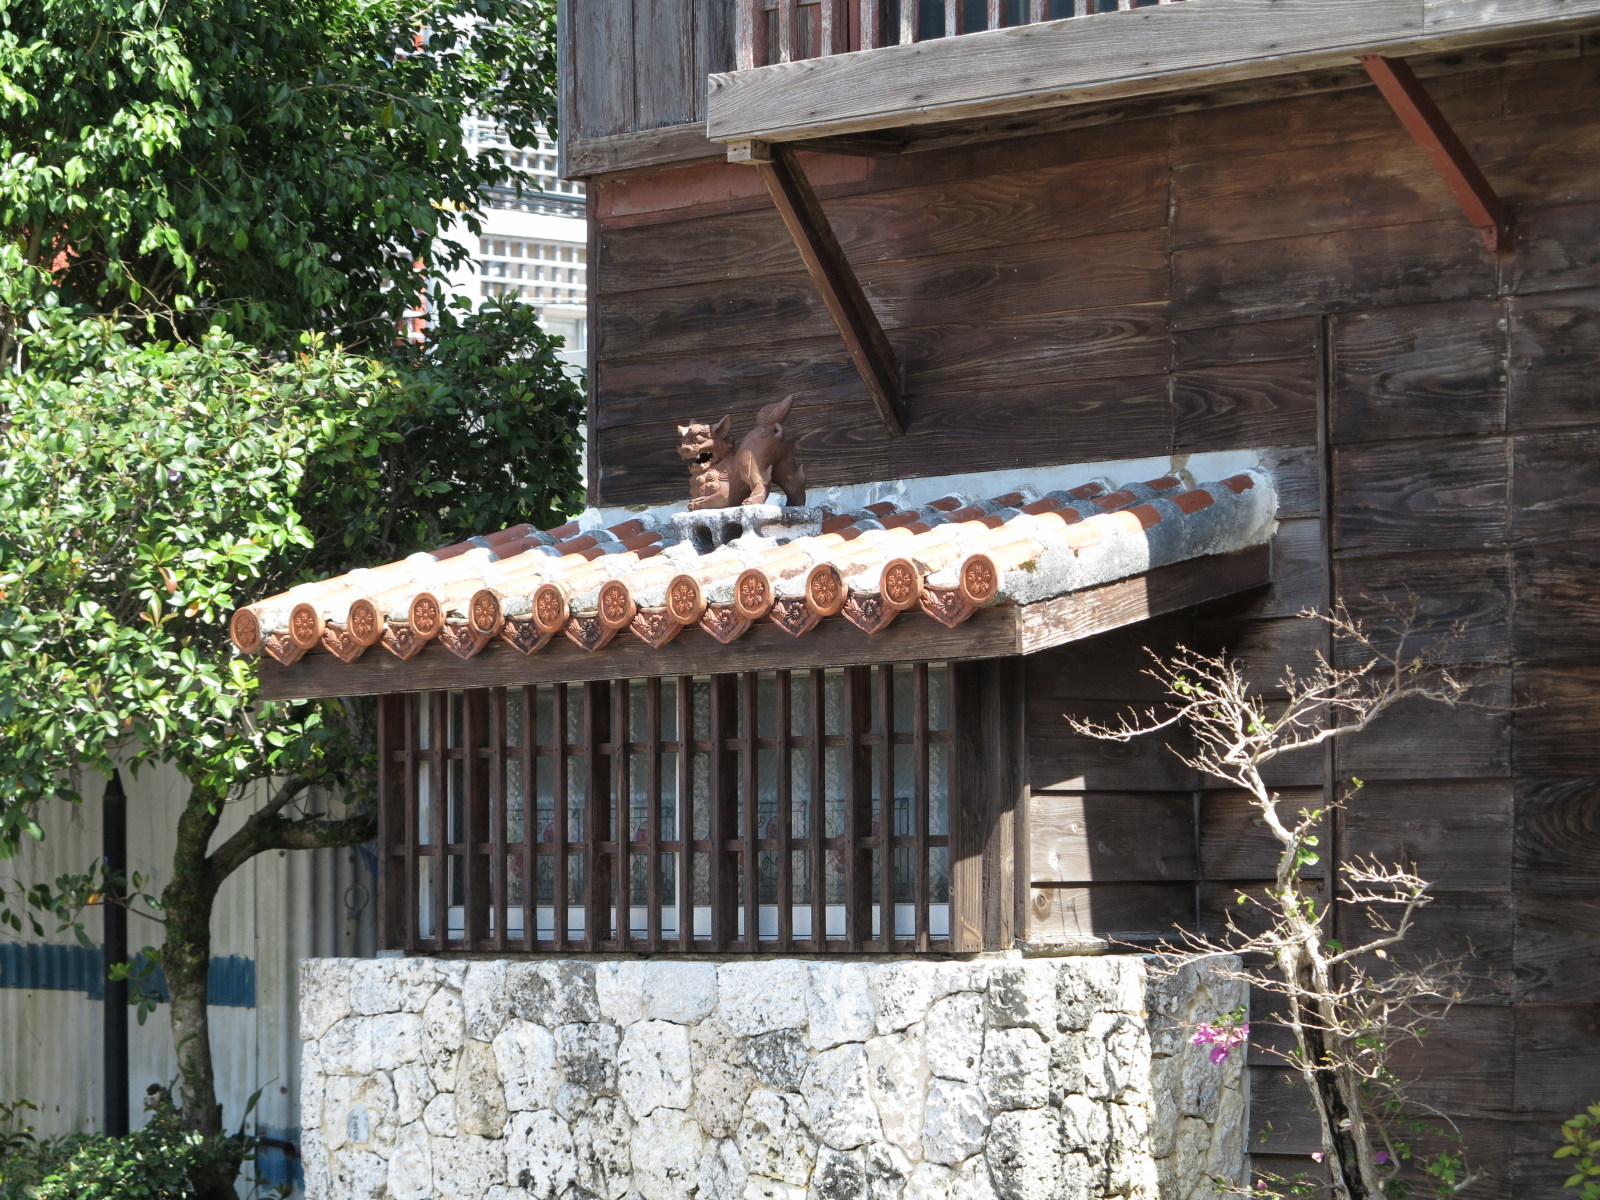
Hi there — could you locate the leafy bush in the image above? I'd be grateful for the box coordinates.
[1558,1102,1600,1199]
[0,1106,250,1200]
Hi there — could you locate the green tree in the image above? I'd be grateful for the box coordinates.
[0,3,582,1195]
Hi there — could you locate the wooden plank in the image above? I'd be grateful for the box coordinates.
[564,124,727,180]
[613,680,631,952]
[709,675,739,950]
[1029,699,1197,793]
[1171,316,1320,371]
[753,143,906,433]
[1332,437,1508,556]
[594,399,889,506]
[1514,666,1600,776]
[596,155,1166,292]
[1341,779,1514,890]
[1508,289,1600,432]
[1172,135,1459,252]
[1514,892,1600,1003]
[570,0,633,140]
[741,671,760,950]
[950,658,1022,949]
[1025,612,1192,703]
[1361,54,1515,253]
[1025,881,1193,943]
[1172,220,1495,330]
[553,684,571,953]
[1028,791,1197,883]
[1513,430,1600,543]
[1170,69,1501,167]
[1173,358,1320,452]
[462,689,491,949]
[876,665,895,950]
[1514,776,1600,895]
[599,227,1166,358]
[1335,549,1511,666]
[594,306,1169,431]
[912,663,931,951]
[634,0,699,129]
[706,0,1600,144]
[430,692,448,951]
[1191,612,1329,694]
[583,681,612,949]
[1330,298,1507,444]
[1506,200,1600,298]
[676,676,695,952]
[775,669,793,951]
[1512,1003,1600,1117]
[1016,542,1272,657]
[1197,787,1326,881]
[1258,445,1323,521]
[1338,667,1512,780]
[843,666,871,949]
[808,669,827,950]
[376,694,408,950]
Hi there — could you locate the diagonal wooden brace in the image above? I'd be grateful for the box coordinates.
[1361,55,1515,255]
[730,139,905,435]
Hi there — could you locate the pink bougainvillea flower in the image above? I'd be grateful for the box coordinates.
[1374,1151,1391,1165]
[1192,1020,1250,1063]
[1310,1152,1325,1163]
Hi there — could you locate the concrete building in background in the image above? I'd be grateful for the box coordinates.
[440,119,588,374]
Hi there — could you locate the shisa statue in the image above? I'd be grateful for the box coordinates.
[678,395,806,509]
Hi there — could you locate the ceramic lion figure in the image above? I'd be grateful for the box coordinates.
[677,396,806,509]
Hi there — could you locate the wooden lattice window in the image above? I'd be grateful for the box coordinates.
[377,664,961,953]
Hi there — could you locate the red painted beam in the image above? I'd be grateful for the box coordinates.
[1361,55,1515,255]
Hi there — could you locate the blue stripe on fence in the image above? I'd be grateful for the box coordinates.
[0,944,256,1008]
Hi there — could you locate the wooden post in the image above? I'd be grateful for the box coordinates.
[1361,55,1515,254]
[733,139,906,435]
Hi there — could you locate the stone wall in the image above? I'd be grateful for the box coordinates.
[300,954,1245,1200]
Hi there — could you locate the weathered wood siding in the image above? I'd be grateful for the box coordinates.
[559,0,734,142]
[585,45,1600,1196]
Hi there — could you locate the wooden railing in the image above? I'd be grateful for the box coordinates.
[737,0,1181,70]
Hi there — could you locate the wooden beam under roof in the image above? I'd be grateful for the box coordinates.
[257,544,1271,701]
[733,139,905,435]
[706,0,1600,146]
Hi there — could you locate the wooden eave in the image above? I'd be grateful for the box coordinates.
[257,543,1269,701]
[705,0,1600,146]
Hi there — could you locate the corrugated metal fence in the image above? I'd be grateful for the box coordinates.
[0,759,376,1194]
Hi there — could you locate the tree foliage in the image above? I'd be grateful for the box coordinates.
[0,0,581,1173]
[0,0,558,348]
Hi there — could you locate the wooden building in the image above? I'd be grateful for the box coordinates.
[246,2,1600,1196]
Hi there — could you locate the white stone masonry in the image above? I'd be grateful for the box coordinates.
[300,955,1244,1200]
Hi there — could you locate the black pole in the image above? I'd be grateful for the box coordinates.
[102,770,129,1137]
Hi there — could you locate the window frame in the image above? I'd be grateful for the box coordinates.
[376,661,1000,955]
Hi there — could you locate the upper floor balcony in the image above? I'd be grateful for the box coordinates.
[706,0,1600,149]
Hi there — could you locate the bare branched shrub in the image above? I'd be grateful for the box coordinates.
[1072,604,1479,1200]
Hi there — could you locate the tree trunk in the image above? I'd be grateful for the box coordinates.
[162,783,241,1200]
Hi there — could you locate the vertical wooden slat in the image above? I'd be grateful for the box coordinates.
[736,0,755,69]
[741,672,760,950]
[404,695,420,950]
[584,681,612,951]
[646,677,662,952]
[820,0,847,56]
[943,0,961,37]
[553,683,570,952]
[898,0,915,45]
[520,686,536,950]
[430,691,449,952]
[877,666,896,949]
[948,659,1023,952]
[490,690,508,953]
[776,670,793,952]
[857,0,878,49]
[462,690,491,950]
[709,675,739,950]
[809,670,827,948]
[776,0,795,63]
[676,676,695,951]
[376,695,408,951]
[843,667,873,951]
[1028,0,1046,24]
[913,665,931,952]
[986,0,1002,28]
[613,680,630,952]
